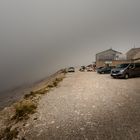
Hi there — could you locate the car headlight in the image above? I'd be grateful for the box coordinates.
[119,69,124,73]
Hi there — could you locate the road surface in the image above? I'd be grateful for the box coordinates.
[22,71,140,140]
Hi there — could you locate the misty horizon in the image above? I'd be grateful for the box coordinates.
[0,0,140,92]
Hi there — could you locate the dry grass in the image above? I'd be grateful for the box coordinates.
[12,100,37,121]
[13,73,65,121]
[24,88,49,99]
[0,70,66,139]
[0,126,19,140]
[14,75,65,121]
[61,68,67,74]
[56,77,64,82]
[24,76,65,99]
[24,91,37,99]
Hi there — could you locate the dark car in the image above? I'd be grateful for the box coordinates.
[68,67,75,72]
[111,63,140,79]
[96,67,103,71]
[97,66,114,74]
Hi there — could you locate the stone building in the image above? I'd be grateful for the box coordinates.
[96,49,127,68]
[126,48,140,60]
[133,51,140,62]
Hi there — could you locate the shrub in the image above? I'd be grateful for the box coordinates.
[24,74,65,99]
[47,84,55,88]
[61,68,67,74]
[53,81,58,87]
[24,91,36,99]
[37,88,50,94]
[0,126,19,140]
[13,100,37,121]
[55,77,63,82]
[24,88,50,99]
[47,79,61,88]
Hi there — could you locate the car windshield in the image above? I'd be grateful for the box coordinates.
[116,64,129,68]
[101,67,109,70]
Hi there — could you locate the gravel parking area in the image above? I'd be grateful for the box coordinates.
[23,71,140,140]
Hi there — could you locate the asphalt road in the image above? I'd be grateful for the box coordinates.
[23,71,140,140]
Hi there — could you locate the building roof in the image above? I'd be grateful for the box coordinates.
[96,48,122,55]
[126,48,140,54]
[133,51,140,59]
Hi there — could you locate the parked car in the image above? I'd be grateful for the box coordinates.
[96,66,103,71]
[111,63,140,79]
[86,67,93,72]
[79,66,86,72]
[97,66,114,74]
[67,67,75,72]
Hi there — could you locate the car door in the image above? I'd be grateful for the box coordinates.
[128,63,136,77]
[135,63,140,76]
[106,67,111,73]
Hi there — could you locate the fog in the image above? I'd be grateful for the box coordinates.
[0,0,140,92]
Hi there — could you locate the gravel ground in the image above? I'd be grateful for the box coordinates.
[23,71,140,140]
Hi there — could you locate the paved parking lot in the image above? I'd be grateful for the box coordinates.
[24,71,140,140]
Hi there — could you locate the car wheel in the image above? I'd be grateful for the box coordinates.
[124,74,129,79]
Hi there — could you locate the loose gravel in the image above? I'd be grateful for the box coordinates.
[23,72,140,140]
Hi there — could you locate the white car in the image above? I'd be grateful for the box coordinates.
[67,67,75,72]
[86,67,93,72]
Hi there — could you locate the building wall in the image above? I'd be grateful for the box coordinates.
[126,48,140,60]
[95,49,128,67]
[133,52,140,62]
[96,60,131,68]
[133,52,140,59]
[134,59,140,62]
[96,49,124,62]
[96,49,120,61]
[115,53,126,60]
